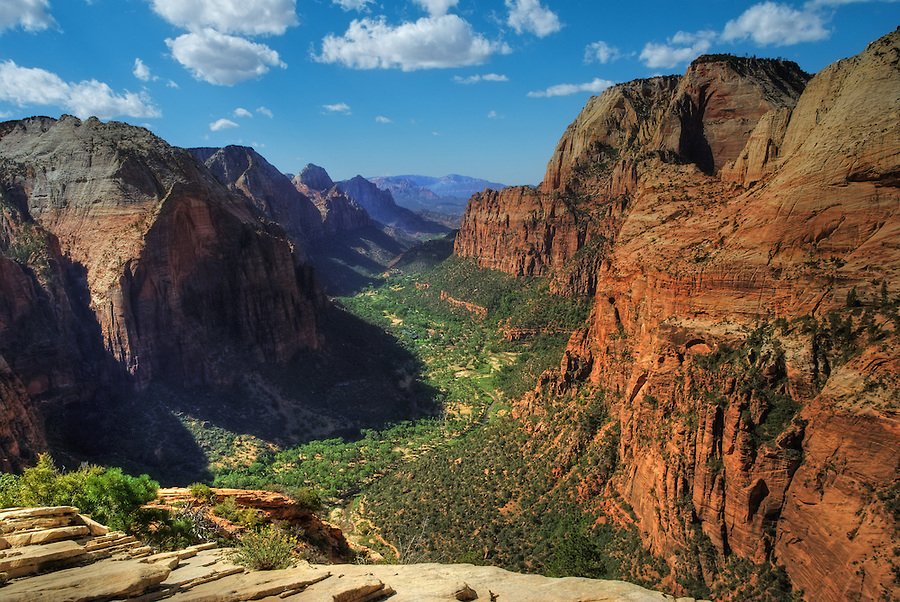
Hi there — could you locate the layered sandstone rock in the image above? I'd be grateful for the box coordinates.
[337,175,447,238]
[458,29,899,600]
[191,147,325,251]
[293,164,372,236]
[0,117,324,387]
[0,506,695,601]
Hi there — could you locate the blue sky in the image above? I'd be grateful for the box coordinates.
[0,1,896,185]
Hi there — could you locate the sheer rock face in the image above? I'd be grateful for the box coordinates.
[337,175,448,237]
[0,117,323,405]
[191,147,325,252]
[291,165,372,236]
[460,30,900,601]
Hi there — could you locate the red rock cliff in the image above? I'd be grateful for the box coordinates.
[460,30,899,601]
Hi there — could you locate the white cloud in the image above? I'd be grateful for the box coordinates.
[256,106,274,117]
[527,77,614,98]
[453,72,509,84]
[806,0,898,6]
[584,41,621,64]
[210,118,239,131]
[233,107,253,118]
[133,58,156,82]
[639,30,716,69]
[149,0,298,36]
[414,0,459,16]
[375,115,392,123]
[166,80,179,88]
[0,60,160,118]
[722,2,829,46]
[487,110,501,119]
[505,0,561,37]
[0,0,55,33]
[166,29,286,85]
[317,15,508,71]
[332,0,372,10]
[323,102,351,114]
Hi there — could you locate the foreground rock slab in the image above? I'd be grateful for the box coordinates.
[0,507,703,601]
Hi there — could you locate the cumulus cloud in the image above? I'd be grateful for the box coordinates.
[414,0,459,16]
[210,118,239,131]
[317,15,508,70]
[722,2,830,45]
[256,106,274,117]
[584,41,621,64]
[639,30,716,69]
[166,29,286,85]
[149,0,298,36]
[0,60,160,118]
[527,77,614,98]
[487,110,501,119]
[133,58,156,82]
[0,0,55,33]
[375,115,392,123]
[233,107,253,118]
[505,0,561,37]
[453,73,509,84]
[332,0,372,10]
[323,102,351,114]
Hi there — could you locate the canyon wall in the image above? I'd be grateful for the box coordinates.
[459,30,899,600]
[0,116,327,466]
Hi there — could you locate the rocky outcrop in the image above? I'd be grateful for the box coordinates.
[292,165,371,236]
[337,176,448,238]
[0,117,324,387]
[296,163,335,192]
[458,29,900,600]
[191,147,325,251]
[0,506,698,601]
[0,117,331,471]
[151,487,354,562]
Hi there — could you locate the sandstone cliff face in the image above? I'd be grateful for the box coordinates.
[0,117,328,469]
[0,118,324,387]
[292,164,371,236]
[337,176,448,238]
[191,147,325,252]
[459,31,899,601]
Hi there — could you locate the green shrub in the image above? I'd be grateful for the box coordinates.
[188,482,216,504]
[0,473,20,507]
[290,487,322,512]
[230,524,298,570]
[213,497,262,528]
[1,454,158,532]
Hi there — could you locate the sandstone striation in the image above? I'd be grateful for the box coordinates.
[293,164,372,236]
[457,29,900,600]
[337,175,448,238]
[191,147,325,252]
[0,506,699,601]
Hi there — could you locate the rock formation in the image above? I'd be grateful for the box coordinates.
[191,147,325,252]
[0,117,328,470]
[292,164,372,236]
[456,29,899,600]
[0,505,700,601]
[337,176,448,238]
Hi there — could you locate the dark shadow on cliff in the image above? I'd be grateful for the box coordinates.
[307,226,409,296]
[39,256,213,486]
[127,303,440,482]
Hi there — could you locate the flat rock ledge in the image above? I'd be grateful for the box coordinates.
[0,506,709,601]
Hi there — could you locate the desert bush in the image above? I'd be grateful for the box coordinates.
[1,454,158,532]
[230,524,298,570]
[188,482,216,504]
[212,496,262,528]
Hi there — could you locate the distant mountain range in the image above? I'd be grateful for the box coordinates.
[368,174,506,221]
